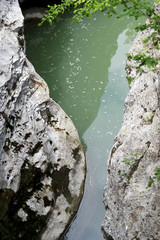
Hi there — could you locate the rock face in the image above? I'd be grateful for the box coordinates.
[0,1,85,240]
[102,10,160,240]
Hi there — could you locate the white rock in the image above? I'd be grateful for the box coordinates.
[102,6,160,240]
[18,208,28,222]
[0,1,85,239]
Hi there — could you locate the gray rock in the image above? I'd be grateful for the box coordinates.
[0,1,85,239]
[102,9,160,240]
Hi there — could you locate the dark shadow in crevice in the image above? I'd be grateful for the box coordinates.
[19,0,62,10]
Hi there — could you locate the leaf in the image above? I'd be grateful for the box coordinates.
[147,180,154,188]
[126,53,132,59]
[38,22,43,27]
[48,19,52,26]
[126,76,133,84]
[130,153,143,156]
[155,172,160,176]
[122,158,133,164]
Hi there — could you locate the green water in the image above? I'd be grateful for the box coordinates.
[25,11,143,240]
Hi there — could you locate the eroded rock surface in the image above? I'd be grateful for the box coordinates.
[102,8,160,240]
[0,1,85,239]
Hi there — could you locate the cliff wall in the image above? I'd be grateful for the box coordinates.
[0,1,85,239]
[102,6,160,240]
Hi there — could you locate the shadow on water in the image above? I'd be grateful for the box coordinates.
[25,11,134,137]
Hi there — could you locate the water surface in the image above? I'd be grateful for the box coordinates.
[25,11,143,240]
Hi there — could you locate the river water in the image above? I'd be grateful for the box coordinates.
[25,11,143,240]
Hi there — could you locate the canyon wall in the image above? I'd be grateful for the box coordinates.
[0,1,85,239]
[102,5,160,240]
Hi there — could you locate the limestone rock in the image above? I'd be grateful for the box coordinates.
[102,8,160,240]
[0,1,85,239]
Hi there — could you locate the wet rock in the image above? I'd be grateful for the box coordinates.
[102,7,160,240]
[0,1,85,239]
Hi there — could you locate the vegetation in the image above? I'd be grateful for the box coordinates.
[126,53,160,77]
[40,0,160,187]
[39,0,159,26]
[39,0,160,81]
[147,168,160,187]
[122,153,143,164]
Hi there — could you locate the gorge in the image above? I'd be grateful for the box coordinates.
[0,0,160,240]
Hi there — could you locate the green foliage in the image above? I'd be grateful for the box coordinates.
[122,153,143,164]
[126,13,160,78]
[122,157,134,164]
[126,53,132,59]
[147,168,160,188]
[133,54,160,73]
[126,76,134,84]
[158,122,160,133]
[147,179,154,187]
[39,0,158,26]
[39,0,160,85]
[126,52,160,76]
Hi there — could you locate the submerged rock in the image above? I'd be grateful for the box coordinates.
[102,8,160,240]
[0,1,85,239]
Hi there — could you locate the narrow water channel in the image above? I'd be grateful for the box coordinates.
[24,11,143,240]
